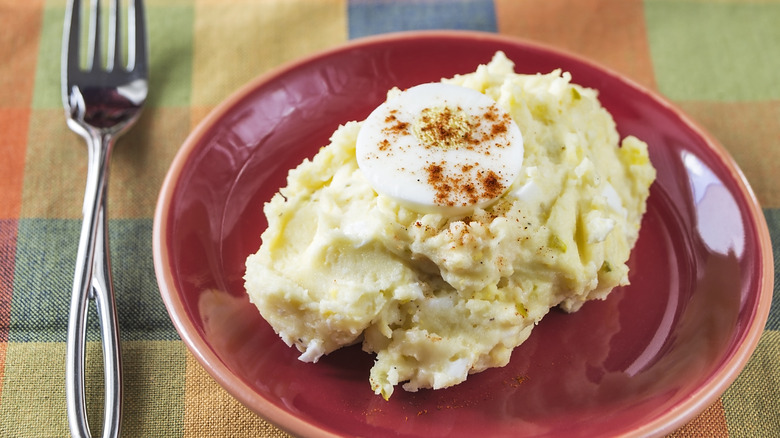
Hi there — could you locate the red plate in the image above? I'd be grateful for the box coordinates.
[153,31,773,437]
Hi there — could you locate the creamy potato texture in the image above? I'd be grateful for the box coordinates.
[244,52,656,399]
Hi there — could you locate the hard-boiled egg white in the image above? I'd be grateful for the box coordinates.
[356,83,524,215]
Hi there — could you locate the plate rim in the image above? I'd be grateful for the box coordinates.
[152,30,774,438]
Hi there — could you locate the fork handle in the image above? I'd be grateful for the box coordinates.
[66,132,123,438]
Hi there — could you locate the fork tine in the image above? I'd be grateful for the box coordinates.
[128,0,148,73]
[107,0,121,71]
[87,0,101,71]
[64,0,82,76]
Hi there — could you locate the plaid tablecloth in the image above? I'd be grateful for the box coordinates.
[1,0,778,436]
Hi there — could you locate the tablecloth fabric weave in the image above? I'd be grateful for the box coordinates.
[1,0,778,436]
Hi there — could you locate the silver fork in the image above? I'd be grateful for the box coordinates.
[61,0,148,436]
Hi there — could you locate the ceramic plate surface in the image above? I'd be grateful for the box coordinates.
[153,31,773,438]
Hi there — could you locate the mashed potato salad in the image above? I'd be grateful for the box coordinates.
[244,52,656,399]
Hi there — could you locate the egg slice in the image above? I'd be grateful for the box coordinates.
[356,83,524,215]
